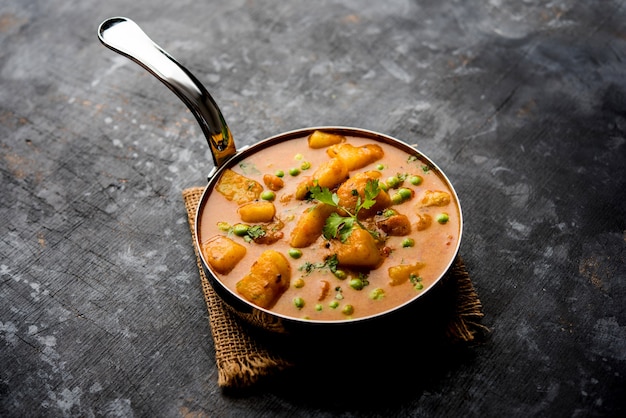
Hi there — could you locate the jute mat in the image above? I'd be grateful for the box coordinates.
[183,186,488,390]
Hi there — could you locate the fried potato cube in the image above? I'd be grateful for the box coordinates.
[216,169,263,204]
[336,171,391,219]
[326,143,384,171]
[201,235,247,275]
[376,213,411,236]
[419,190,451,207]
[263,174,284,191]
[415,213,432,231]
[237,201,276,223]
[332,227,382,269]
[388,262,425,286]
[290,203,335,248]
[295,158,348,200]
[307,130,346,149]
[317,280,331,301]
[236,250,291,309]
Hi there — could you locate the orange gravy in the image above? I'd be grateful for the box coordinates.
[198,133,460,321]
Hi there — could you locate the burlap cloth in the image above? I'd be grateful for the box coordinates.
[183,187,488,390]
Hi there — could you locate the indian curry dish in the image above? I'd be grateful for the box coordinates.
[198,130,460,321]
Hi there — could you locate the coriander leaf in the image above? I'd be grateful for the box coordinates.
[325,254,339,273]
[323,212,354,242]
[298,254,339,276]
[309,185,339,207]
[337,217,355,242]
[247,225,266,240]
[360,179,380,210]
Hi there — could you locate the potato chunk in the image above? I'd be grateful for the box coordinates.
[216,169,263,204]
[295,158,348,200]
[336,171,391,219]
[202,235,247,275]
[326,143,384,171]
[236,250,291,309]
[388,262,425,286]
[237,201,276,223]
[308,130,346,149]
[376,213,411,236]
[415,213,432,231]
[263,174,284,191]
[419,190,451,207]
[332,227,382,269]
[290,203,335,248]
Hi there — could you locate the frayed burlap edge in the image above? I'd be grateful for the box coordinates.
[441,257,490,343]
[183,186,487,389]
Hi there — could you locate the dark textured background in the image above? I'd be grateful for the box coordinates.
[1,0,625,416]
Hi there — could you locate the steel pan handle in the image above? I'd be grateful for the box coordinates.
[98,17,236,168]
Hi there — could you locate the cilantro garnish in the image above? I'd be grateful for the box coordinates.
[409,273,424,290]
[309,179,381,242]
[299,254,339,276]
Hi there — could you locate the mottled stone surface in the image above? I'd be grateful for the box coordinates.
[1,0,625,416]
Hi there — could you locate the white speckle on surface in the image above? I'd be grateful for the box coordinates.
[89,382,103,393]
[103,398,133,417]
[507,219,531,239]
[591,317,626,361]
[91,55,128,87]
[503,183,531,208]
[205,73,220,84]
[104,203,118,214]
[48,387,83,416]
[37,334,57,348]
[380,59,413,83]
[472,155,489,164]
[112,139,123,148]
[104,117,113,124]
[0,321,18,346]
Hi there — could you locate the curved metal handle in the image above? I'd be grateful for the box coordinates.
[98,17,236,168]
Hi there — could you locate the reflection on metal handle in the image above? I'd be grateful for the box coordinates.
[98,17,236,168]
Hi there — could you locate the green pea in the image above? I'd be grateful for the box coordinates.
[349,278,364,290]
[232,223,249,236]
[379,182,389,192]
[333,269,347,280]
[294,153,304,161]
[414,282,424,290]
[342,305,354,315]
[410,175,423,186]
[329,300,339,309]
[386,176,400,189]
[391,193,404,205]
[376,164,385,170]
[369,288,385,300]
[300,161,311,170]
[383,209,396,218]
[289,167,301,176]
[293,297,305,309]
[293,278,305,288]
[261,190,275,201]
[275,170,285,178]
[402,238,415,248]
[288,248,303,259]
[315,304,323,312]
[398,188,412,200]
[217,221,231,231]
[436,213,450,224]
